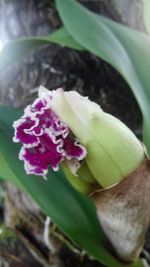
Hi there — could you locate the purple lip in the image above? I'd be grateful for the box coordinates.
[13,90,86,177]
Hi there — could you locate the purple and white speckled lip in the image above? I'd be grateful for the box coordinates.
[13,87,87,177]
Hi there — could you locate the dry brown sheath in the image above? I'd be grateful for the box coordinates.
[91,156,150,262]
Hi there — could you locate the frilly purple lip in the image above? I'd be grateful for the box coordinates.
[13,89,87,177]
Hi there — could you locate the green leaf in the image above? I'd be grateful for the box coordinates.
[0,151,24,190]
[0,27,83,73]
[0,108,27,190]
[55,0,150,154]
[132,260,144,267]
[0,106,124,266]
[143,0,150,34]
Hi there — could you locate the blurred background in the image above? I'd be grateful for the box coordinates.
[0,1,149,266]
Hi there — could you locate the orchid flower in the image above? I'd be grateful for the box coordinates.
[13,88,87,179]
[13,86,150,262]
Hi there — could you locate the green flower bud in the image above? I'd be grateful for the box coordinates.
[61,161,99,194]
[48,88,144,188]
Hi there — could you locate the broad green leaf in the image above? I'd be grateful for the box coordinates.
[0,106,124,266]
[0,27,83,73]
[0,108,26,190]
[0,151,24,190]
[143,0,150,34]
[55,0,150,154]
